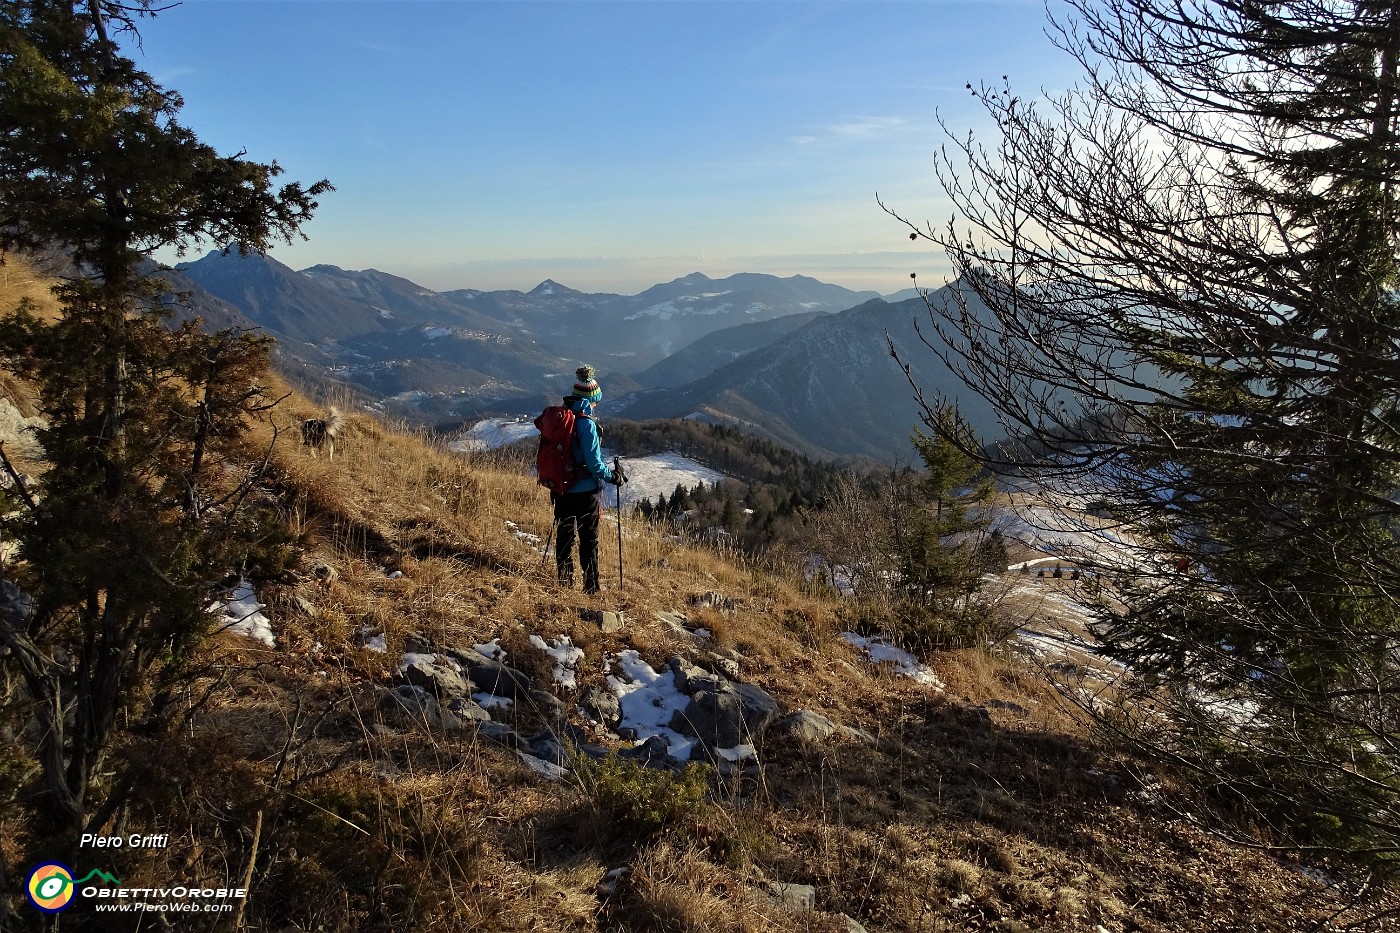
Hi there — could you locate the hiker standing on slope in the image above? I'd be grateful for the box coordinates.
[545,365,625,594]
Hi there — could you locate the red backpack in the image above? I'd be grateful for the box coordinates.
[534,405,586,494]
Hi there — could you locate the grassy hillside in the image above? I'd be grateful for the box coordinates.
[0,255,1394,931]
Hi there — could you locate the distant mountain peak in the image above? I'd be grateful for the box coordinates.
[529,279,573,297]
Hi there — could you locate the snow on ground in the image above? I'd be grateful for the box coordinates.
[208,580,275,647]
[450,418,537,452]
[623,298,734,321]
[988,503,1148,570]
[606,650,698,761]
[398,651,452,676]
[613,451,724,509]
[504,520,542,547]
[531,634,584,689]
[422,326,452,340]
[475,638,506,660]
[840,633,944,689]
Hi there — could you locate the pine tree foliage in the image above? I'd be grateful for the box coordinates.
[886,0,1400,865]
[0,0,329,843]
[895,414,996,611]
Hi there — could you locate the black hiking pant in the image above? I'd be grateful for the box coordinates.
[552,489,601,594]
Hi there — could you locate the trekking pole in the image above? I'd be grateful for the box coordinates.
[613,457,624,590]
[540,516,558,572]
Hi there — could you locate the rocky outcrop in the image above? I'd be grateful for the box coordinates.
[778,710,876,746]
[379,685,468,731]
[447,646,533,698]
[666,656,780,759]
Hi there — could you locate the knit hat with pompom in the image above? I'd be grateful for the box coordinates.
[572,365,601,403]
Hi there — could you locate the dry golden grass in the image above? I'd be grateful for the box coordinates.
[0,257,1394,930]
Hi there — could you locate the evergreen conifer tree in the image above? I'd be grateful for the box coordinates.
[0,0,330,844]
[888,0,1400,862]
[893,415,995,618]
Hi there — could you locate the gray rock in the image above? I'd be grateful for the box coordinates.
[837,913,868,933]
[617,735,678,769]
[399,653,473,702]
[579,608,626,632]
[378,685,463,731]
[656,611,690,637]
[445,696,492,722]
[528,689,568,723]
[670,681,780,751]
[527,731,567,765]
[477,721,525,749]
[668,656,724,696]
[403,632,437,654]
[780,710,839,743]
[703,653,741,681]
[580,685,621,729]
[448,647,533,698]
[766,882,816,913]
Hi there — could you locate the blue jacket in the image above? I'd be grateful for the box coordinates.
[566,396,613,493]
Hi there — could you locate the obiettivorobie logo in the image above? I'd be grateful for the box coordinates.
[26,863,122,913]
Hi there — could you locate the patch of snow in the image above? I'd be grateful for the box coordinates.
[422,326,452,340]
[475,638,506,661]
[208,580,276,647]
[841,632,943,689]
[398,652,463,675]
[531,634,584,689]
[607,649,697,761]
[360,627,387,653]
[450,418,538,452]
[715,744,756,762]
[474,693,514,710]
[624,300,734,322]
[504,520,542,546]
[613,451,724,509]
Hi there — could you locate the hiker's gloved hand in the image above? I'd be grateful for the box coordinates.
[609,464,628,486]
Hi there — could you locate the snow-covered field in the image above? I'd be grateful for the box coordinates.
[450,417,538,452]
[612,450,724,509]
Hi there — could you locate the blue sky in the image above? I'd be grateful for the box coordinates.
[133,1,1075,295]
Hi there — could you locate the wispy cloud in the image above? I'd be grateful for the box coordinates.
[792,116,914,147]
[355,39,405,55]
[153,66,197,84]
[827,116,909,138]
